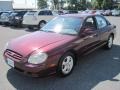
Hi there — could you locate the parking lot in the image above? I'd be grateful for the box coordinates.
[0,16,120,90]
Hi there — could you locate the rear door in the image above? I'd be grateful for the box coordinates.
[22,11,38,25]
[95,16,110,43]
[38,10,54,23]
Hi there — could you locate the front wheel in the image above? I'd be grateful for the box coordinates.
[104,35,114,49]
[57,52,75,77]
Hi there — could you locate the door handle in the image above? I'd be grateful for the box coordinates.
[84,34,97,40]
[89,34,98,38]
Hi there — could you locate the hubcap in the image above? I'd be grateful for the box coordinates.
[108,36,113,48]
[62,56,74,74]
[40,22,45,28]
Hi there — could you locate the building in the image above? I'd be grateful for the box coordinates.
[0,0,37,11]
[12,0,37,10]
[0,0,13,11]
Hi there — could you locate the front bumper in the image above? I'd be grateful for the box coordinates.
[9,19,22,26]
[4,51,57,77]
[0,19,9,23]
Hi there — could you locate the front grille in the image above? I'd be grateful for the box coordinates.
[5,49,23,60]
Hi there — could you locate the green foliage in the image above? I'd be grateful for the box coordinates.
[102,0,113,9]
[66,0,86,10]
[118,4,120,9]
[92,0,103,9]
[37,0,47,9]
[92,0,113,9]
[53,0,59,9]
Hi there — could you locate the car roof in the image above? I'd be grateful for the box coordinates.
[60,14,97,19]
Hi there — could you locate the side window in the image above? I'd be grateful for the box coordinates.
[84,17,96,29]
[95,16,107,28]
[47,11,53,15]
[38,11,44,15]
[38,11,52,15]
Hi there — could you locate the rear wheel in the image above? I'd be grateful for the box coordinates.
[38,21,46,29]
[57,52,76,77]
[104,35,113,49]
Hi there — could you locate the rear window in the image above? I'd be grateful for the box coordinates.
[26,11,37,15]
[16,11,27,16]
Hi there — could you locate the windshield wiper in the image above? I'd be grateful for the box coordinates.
[46,31,55,33]
[40,29,55,33]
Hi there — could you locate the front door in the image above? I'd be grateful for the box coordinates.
[79,16,100,54]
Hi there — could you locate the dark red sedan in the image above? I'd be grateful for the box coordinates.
[3,14,116,77]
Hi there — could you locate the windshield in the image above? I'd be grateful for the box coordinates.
[41,17,82,35]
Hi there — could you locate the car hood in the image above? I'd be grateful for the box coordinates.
[7,31,77,57]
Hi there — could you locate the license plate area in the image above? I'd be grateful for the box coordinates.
[7,58,14,67]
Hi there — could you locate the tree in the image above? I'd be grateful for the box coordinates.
[52,0,59,9]
[67,0,86,10]
[118,4,120,9]
[92,0,113,9]
[102,0,113,9]
[37,0,47,9]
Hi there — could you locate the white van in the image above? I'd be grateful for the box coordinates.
[23,10,57,29]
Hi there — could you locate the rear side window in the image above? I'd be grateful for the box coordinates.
[47,11,53,15]
[27,11,37,15]
[95,16,108,28]
[38,11,45,15]
[38,10,52,15]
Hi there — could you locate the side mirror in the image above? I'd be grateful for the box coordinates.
[80,27,95,37]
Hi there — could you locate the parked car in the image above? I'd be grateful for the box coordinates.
[81,11,88,14]
[23,10,57,30]
[53,10,64,15]
[103,10,112,16]
[9,11,27,27]
[88,10,96,14]
[0,11,12,25]
[0,11,4,24]
[95,10,104,15]
[3,14,116,77]
[112,9,120,16]
[68,10,78,14]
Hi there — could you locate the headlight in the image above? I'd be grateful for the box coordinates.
[15,17,21,19]
[28,52,48,64]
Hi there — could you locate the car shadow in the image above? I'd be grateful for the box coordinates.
[7,44,120,90]
[9,26,25,30]
[25,28,38,32]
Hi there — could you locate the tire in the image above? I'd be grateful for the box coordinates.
[28,26,33,30]
[104,35,114,49]
[38,21,46,29]
[57,52,76,77]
